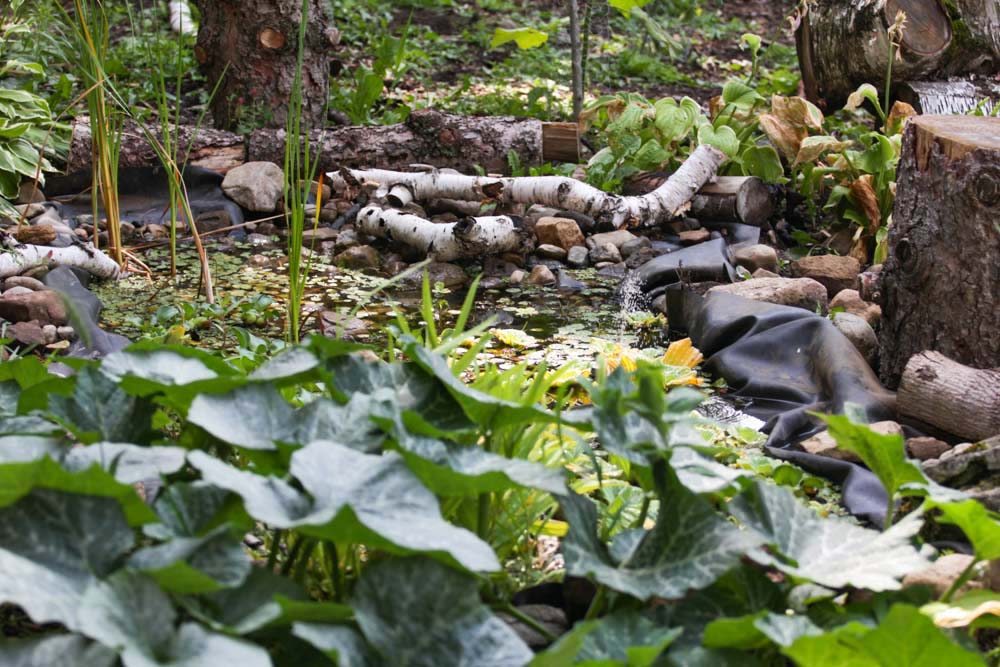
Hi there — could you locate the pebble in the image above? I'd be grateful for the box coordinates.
[526,265,556,286]
[3,276,45,291]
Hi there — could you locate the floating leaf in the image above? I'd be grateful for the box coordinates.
[491,328,538,349]
[662,338,703,368]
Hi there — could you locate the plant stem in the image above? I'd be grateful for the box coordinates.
[477,492,491,540]
[325,542,342,601]
[281,535,305,576]
[293,539,317,584]
[266,529,284,571]
[635,495,651,529]
[940,558,980,603]
[883,42,895,133]
[494,603,558,643]
[584,585,607,620]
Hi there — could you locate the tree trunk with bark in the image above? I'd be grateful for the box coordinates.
[897,351,1000,441]
[190,0,337,131]
[878,115,1000,388]
[796,0,1000,108]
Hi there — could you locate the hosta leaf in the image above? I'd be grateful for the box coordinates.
[293,624,376,667]
[632,139,671,170]
[49,366,156,444]
[730,481,927,590]
[0,490,135,630]
[698,124,740,159]
[922,590,1000,630]
[759,113,806,161]
[145,481,235,540]
[845,83,880,113]
[721,81,760,109]
[741,144,785,183]
[771,95,824,131]
[490,27,548,50]
[351,557,533,667]
[129,525,251,594]
[792,136,854,167]
[562,471,763,601]
[62,443,186,484]
[0,635,117,667]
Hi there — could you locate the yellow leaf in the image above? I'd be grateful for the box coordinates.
[661,337,703,368]
[887,100,917,135]
[771,95,824,131]
[490,328,538,349]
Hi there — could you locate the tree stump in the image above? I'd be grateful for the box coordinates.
[897,351,1000,441]
[796,0,1000,108]
[878,115,1000,388]
[190,0,337,131]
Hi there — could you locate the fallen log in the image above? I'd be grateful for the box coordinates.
[796,0,1000,108]
[878,115,1000,387]
[0,236,121,281]
[623,174,775,226]
[67,109,580,176]
[355,205,521,262]
[897,78,1000,115]
[897,351,1000,442]
[330,144,726,229]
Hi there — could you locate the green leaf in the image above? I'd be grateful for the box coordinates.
[351,557,533,667]
[62,443,186,484]
[698,125,740,159]
[0,490,136,630]
[293,624,376,667]
[721,81,759,109]
[490,27,549,50]
[187,384,294,450]
[609,0,654,16]
[129,525,251,594]
[0,635,117,667]
[741,144,784,183]
[529,621,599,667]
[101,345,239,401]
[48,366,157,444]
[926,498,1000,561]
[577,610,681,665]
[730,481,927,590]
[562,470,763,601]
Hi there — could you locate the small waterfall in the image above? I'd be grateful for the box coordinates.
[614,271,646,342]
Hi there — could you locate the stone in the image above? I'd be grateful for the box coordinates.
[534,217,585,251]
[333,245,379,270]
[832,312,878,367]
[906,436,951,461]
[13,203,44,219]
[586,229,637,250]
[709,277,829,311]
[16,182,45,205]
[596,263,627,278]
[497,604,567,650]
[526,264,556,286]
[858,263,882,303]
[256,222,279,236]
[301,226,339,242]
[2,286,35,298]
[246,233,272,247]
[143,223,170,240]
[790,255,861,298]
[500,252,524,268]
[384,260,408,276]
[733,244,779,274]
[556,270,586,290]
[620,236,652,259]
[56,326,75,340]
[752,268,780,279]
[509,269,525,285]
[923,435,1000,487]
[589,242,622,264]
[624,247,657,270]
[483,256,520,277]
[566,245,589,268]
[830,289,881,326]
[319,311,370,339]
[678,229,711,245]
[14,224,56,246]
[421,262,469,289]
[7,320,46,346]
[3,276,45,291]
[334,229,359,252]
[222,161,285,212]
[41,324,58,345]
[535,244,568,261]
[0,289,68,326]
[801,421,903,463]
[903,554,982,597]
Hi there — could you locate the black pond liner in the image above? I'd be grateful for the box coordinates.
[628,234,896,527]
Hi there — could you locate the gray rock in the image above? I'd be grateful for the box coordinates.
[483,256,520,277]
[752,268,780,279]
[3,276,45,292]
[800,421,902,462]
[590,242,622,264]
[403,262,469,289]
[333,245,380,270]
[526,264,556,286]
[832,312,878,367]
[7,320,46,346]
[620,236,652,259]
[906,437,951,461]
[14,203,44,219]
[2,286,35,298]
[222,161,285,212]
[733,244,779,274]
[586,229,637,250]
[556,269,585,290]
[858,263,883,303]
[597,262,627,278]
[709,277,828,311]
[16,182,45,205]
[41,324,58,345]
[56,325,75,340]
[678,229,711,245]
[624,247,657,269]
[903,554,982,597]
[319,311,370,339]
[301,226,338,242]
[566,245,589,268]
[830,289,881,326]
[334,229,359,252]
[246,233,272,247]
[509,269,525,285]
[923,435,1000,488]
[535,244,568,261]
[791,255,861,298]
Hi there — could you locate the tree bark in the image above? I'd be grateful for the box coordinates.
[897,79,1000,115]
[190,0,336,131]
[65,110,579,176]
[897,351,1000,441]
[624,174,775,226]
[878,115,1000,388]
[796,0,1000,108]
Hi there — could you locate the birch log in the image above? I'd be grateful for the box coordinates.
[332,144,726,229]
[356,205,521,262]
[897,351,1000,442]
[624,174,776,226]
[0,240,122,280]
[796,0,1000,108]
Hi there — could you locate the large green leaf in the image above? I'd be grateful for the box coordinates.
[293,624,376,667]
[48,367,157,444]
[101,346,240,405]
[129,525,251,594]
[562,471,763,600]
[0,635,117,667]
[187,384,295,450]
[62,443,186,484]
[926,498,1000,561]
[576,610,681,665]
[730,481,927,590]
[0,490,135,630]
[351,557,532,667]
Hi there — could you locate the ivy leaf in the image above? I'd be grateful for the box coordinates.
[351,557,533,667]
[49,366,156,444]
[293,624,376,667]
[0,635,117,667]
[490,27,548,50]
[0,490,135,631]
[562,470,764,601]
[730,481,927,590]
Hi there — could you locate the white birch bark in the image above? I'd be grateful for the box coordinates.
[356,205,521,262]
[0,242,122,281]
[330,144,725,229]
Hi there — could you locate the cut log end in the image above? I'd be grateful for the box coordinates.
[912,115,1000,170]
[898,351,1000,441]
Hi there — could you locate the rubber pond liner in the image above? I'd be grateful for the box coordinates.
[630,238,896,526]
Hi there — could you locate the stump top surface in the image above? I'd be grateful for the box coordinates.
[913,115,1000,157]
[886,0,951,56]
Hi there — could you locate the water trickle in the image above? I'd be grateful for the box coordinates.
[614,271,646,342]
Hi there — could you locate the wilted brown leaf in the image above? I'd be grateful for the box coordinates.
[849,175,882,231]
[759,113,807,161]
